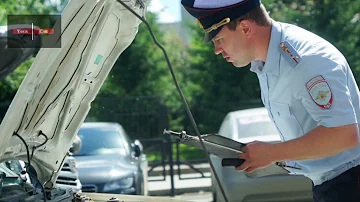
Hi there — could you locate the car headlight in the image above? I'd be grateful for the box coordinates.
[103,176,134,192]
[70,159,78,173]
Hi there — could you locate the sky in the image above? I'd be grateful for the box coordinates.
[52,0,182,24]
[52,0,181,24]
[148,0,182,24]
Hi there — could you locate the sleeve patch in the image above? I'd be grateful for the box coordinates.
[306,75,332,109]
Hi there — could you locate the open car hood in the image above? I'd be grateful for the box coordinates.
[0,0,147,187]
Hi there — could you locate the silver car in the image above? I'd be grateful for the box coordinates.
[74,122,148,196]
[211,107,313,202]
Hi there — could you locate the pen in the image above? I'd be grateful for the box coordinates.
[276,162,302,170]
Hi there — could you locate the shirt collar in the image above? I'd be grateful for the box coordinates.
[250,20,282,76]
[250,60,264,73]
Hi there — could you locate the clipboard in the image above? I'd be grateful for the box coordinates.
[163,129,291,177]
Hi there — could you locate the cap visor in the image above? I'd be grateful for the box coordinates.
[204,28,222,43]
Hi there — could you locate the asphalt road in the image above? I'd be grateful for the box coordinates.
[148,172,213,201]
[174,191,213,202]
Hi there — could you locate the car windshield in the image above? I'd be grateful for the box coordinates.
[74,127,127,156]
[236,115,279,138]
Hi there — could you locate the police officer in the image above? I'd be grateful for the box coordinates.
[181,0,360,201]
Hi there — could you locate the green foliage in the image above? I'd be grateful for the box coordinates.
[263,0,360,83]
[99,13,166,97]
[0,58,34,100]
[0,0,66,25]
[174,144,206,161]
[146,143,205,162]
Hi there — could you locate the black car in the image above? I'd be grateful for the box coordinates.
[73,122,148,195]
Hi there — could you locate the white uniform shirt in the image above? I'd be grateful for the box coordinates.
[250,20,360,186]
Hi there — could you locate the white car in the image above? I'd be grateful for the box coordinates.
[55,155,82,193]
[0,0,185,201]
[211,107,313,202]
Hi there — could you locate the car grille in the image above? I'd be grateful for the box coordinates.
[56,176,78,186]
[82,184,98,193]
[61,163,71,172]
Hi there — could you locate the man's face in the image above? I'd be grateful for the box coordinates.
[212,22,253,67]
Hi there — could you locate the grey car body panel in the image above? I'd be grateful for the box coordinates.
[76,154,136,184]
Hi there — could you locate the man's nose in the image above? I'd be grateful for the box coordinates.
[214,44,223,55]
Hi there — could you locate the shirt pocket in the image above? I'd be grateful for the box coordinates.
[270,101,304,140]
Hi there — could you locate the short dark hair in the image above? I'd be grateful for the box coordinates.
[226,4,271,31]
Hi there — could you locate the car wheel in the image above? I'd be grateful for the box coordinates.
[212,191,217,202]
[137,178,144,195]
[141,180,145,196]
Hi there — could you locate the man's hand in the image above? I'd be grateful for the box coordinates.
[235,124,359,173]
[236,141,276,173]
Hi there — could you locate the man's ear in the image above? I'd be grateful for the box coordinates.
[238,20,252,37]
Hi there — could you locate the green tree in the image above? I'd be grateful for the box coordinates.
[263,0,360,82]
[99,13,165,97]
[0,0,67,25]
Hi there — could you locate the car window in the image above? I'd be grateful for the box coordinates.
[74,128,127,156]
[218,116,231,138]
[236,115,278,138]
[118,126,132,154]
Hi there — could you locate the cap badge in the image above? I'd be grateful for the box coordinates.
[198,17,231,33]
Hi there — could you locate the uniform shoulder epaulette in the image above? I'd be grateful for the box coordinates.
[279,41,302,68]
